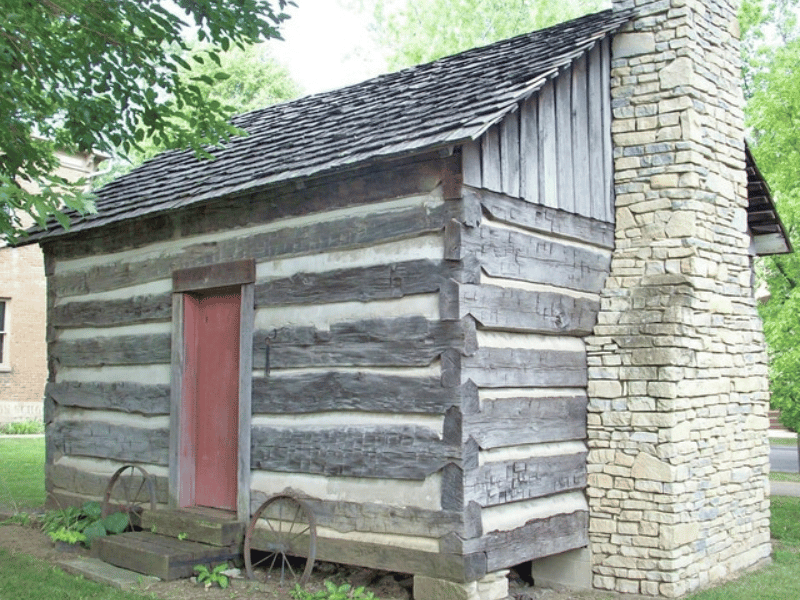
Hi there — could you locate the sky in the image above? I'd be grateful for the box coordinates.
[270,0,388,95]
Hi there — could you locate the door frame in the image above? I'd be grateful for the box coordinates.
[169,259,255,522]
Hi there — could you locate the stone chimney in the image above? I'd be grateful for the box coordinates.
[586,0,771,596]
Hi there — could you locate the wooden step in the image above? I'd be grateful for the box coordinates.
[140,507,246,547]
[95,531,240,581]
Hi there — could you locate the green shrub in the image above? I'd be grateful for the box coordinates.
[0,420,44,435]
[40,501,131,548]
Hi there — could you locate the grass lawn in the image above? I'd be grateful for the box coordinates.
[0,549,158,600]
[0,437,45,510]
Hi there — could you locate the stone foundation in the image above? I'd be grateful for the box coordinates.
[413,571,509,600]
[586,0,772,596]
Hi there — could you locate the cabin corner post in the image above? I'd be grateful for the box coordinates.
[168,293,185,510]
[586,0,771,597]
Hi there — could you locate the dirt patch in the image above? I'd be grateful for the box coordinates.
[0,521,617,600]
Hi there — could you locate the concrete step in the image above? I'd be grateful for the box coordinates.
[140,506,245,547]
[58,556,160,590]
[95,531,240,581]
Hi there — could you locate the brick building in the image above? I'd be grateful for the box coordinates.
[0,150,106,424]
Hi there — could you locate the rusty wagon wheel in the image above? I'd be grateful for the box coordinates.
[244,493,317,588]
[101,465,156,528]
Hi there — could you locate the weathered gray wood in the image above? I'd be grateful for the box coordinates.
[253,317,477,370]
[53,293,172,328]
[480,510,589,571]
[50,420,170,465]
[588,43,606,223]
[250,426,458,480]
[465,453,587,507]
[46,381,171,415]
[601,38,613,223]
[47,151,449,262]
[47,462,169,504]
[571,53,591,218]
[500,110,520,198]
[253,260,460,307]
[482,125,502,193]
[53,202,450,298]
[250,491,463,538]
[467,187,614,248]
[238,283,254,522]
[462,140,482,188]
[443,281,600,336]
[441,462,464,511]
[464,394,587,449]
[169,293,184,510]
[556,69,575,214]
[249,527,486,582]
[461,347,587,388]
[172,259,255,293]
[451,223,612,293]
[519,96,539,205]
[538,80,558,208]
[252,373,462,415]
[442,152,463,200]
[52,334,171,367]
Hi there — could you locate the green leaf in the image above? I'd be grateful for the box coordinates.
[83,520,108,548]
[101,511,130,534]
[81,501,103,520]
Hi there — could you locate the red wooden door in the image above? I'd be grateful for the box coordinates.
[182,291,240,510]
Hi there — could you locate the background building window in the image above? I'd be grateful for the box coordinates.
[0,300,7,367]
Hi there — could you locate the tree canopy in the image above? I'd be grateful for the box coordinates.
[367,0,605,71]
[742,0,800,432]
[0,0,292,242]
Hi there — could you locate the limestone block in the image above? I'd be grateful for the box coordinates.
[661,523,700,550]
[613,32,657,58]
[413,576,479,600]
[631,452,675,483]
[665,210,696,237]
[531,548,592,591]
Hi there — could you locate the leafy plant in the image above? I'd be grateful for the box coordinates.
[0,421,45,435]
[40,500,130,548]
[47,526,87,545]
[290,581,378,600]
[194,563,230,589]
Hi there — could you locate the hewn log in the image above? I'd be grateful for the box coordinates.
[254,260,460,308]
[465,453,587,507]
[482,510,589,571]
[47,462,169,504]
[464,394,587,449]
[172,259,255,293]
[53,294,173,328]
[461,347,587,388]
[466,187,614,249]
[441,281,600,336]
[248,527,487,582]
[252,373,462,415]
[253,317,477,370]
[46,381,171,415]
[250,426,458,480]
[52,334,171,367]
[250,491,462,538]
[448,222,611,294]
[50,420,170,465]
[45,151,449,262]
[52,202,450,298]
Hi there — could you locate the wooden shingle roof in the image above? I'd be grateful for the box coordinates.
[27,8,634,242]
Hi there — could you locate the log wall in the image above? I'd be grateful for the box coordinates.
[43,152,486,578]
[444,40,615,572]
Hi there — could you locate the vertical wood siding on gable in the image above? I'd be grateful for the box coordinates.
[462,40,613,222]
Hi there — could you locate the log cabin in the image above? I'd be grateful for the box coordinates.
[20,1,790,598]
